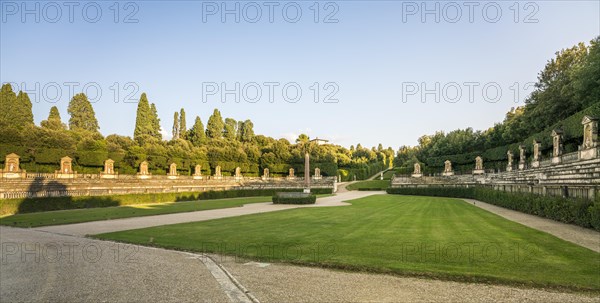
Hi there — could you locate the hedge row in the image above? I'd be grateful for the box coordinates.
[272,194,316,204]
[386,187,600,231]
[0,188,333,216]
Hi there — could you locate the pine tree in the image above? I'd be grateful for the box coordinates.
[150,103,162,140]
[189,116,206,146]
[41,106,66,130]
[206,108,224,139]
[68,93,100,132]
[179,108,187,139]
[224,118,237,140]
[134,93,152,143]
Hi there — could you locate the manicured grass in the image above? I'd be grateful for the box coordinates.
[95,195,600,291]
[0,197,271,227]
[346,180,390,191]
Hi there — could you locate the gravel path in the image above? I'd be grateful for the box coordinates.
[0,226,229,302]
[463,199,600,253]
[34,191,382,237]
[219,256,600,303]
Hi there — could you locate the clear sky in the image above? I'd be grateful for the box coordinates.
[1,1,599,149]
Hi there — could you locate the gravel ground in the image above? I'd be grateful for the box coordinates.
[463,198,600,253]
[0,226,229,303]
[220,256,600,303]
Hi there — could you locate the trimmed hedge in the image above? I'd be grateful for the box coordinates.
[272,193,316,204]
[0,188,333,216]
[387,187,600,231]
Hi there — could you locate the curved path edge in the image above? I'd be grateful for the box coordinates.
[463,198,600,253]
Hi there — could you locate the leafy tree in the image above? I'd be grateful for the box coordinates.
[206,108,224,139]
[224,118,237,140]
[41,106,66,130]
[189,116,206,146]
[172,111,180,139]
[239,119,255,142]
[68,93,100,133]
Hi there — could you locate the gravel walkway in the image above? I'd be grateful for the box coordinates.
[220,256,600,303]
[463,199,600,253]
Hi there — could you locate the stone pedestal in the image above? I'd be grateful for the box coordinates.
[100,173,117,179]
[137,174,151,179]
[411,173,422,178]
[518,163,525,170]
[579,148,598,160]
[531,161,540,168]
[506,165,513,172]
[472,169,484,175]
[1,172,26,179]
[551,156,562,164]
[442,171,454,177]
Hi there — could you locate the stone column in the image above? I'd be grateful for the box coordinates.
[518,145,526,170]
[304,152,310,192]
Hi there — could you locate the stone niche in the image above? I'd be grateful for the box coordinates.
[1,153,26,178]
[531,140,541,168]
[473,156,484,175]
[55,156,77,179]
[193,164,203,180]
[100,159,117,179]
[411,163,422,178]
[551,129,563,164]
[579,116,598,160]
[137,161,152,179]
[442,160,454,176]
[313,167,322,180]
[167,163,178,179]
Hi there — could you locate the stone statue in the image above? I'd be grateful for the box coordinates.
[289,167,295,177]
[1,153,25,178]
[61,157,73,174]
[139,161,149,175]
[215,166,222,178]
[475,156,483,170]
[413,163,421,174]
[235,167,242,178]
[104,159,115,174]
[169,163,177,176]
[194,165,202,176]
[444,160,452,173]
[533,141,540,161]
[263,168,269,179]
[579,116,599,160]
[506,151,513,172]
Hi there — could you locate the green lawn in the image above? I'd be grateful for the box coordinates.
[95,195,600,291]
[346,180,390,190]
[0,197,271,227]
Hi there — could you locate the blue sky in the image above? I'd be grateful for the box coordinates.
[1,1,599,149]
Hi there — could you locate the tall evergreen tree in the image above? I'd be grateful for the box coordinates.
[0,84,34,129]
[224,118,237,140]
[150,103,162,140]
[134,93,152,143]
[206,108,224,139]
[189,116,206,146]
[179,108,187,139]
[68,93,99,132]
[0,84,17,127]
[16,91,34,126]
[41,106,66,130]
[172,111,180,139]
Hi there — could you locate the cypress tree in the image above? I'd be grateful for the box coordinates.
[150,103,162,140]
[0,84,17,127]
[16,91,34,126]
[206,108,224,139]
[134,93,152,142]
[68,93,99,132]
[172,111,180,139]
[41,106,66,130]
[179,108,187,139]
[190,116,206,146]
[224,118,237,140]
